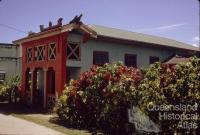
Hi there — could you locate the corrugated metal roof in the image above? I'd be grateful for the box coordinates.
[90,25,199,52]
[164,56,190,64]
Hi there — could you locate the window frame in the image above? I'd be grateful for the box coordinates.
[34,45,45,61]
[26,47,32,63]
[0,72,6,82]
[93,51,109,65]
[67,42,81,61]
[48,42,56,60]
[149,56,159,64]
[124,53,137,68]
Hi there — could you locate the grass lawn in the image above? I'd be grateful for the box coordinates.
[0,102,91,135]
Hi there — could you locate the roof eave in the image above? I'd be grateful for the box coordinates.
[13,23,97,45]
[97,34,200,52]
[13,27,62,44]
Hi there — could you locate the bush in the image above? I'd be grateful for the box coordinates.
[56,57,200,134]
[138,57,200,134]
[0,74,21,103]
[55,62,142,134]
[0,85,9,102]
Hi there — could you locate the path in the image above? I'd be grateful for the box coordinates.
[0,113,64,135]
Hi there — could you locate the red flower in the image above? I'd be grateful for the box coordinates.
[72,80,78,86]
[103,71,111,81]
[71,87,77,97]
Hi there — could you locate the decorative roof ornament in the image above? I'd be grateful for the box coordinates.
[39,17,63,32]
[69,14,83,25]
[40,25,44,32]
[49,21,52,27]
[57,17,63,26]
[28,31,36,36]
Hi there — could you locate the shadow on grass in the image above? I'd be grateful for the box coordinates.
[0,102,98,135]
[49,117,100,135]
[0,102,47,115]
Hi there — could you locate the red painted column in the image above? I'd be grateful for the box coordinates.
[45,44,48,61]
[21,44,27,100]
[32,45,35,62]
[61,32,67,94]
[55,32,67,96]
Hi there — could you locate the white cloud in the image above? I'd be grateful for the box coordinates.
[192,43,199,47]
[134,23,187,32]
[191,36,200,47]
[156,23,187,31]
[192,36,200,42]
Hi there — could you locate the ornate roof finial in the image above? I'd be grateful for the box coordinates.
[57,17,63,26]
[40,25,44,32]
[69,14,83,24]
[49,21,52,27]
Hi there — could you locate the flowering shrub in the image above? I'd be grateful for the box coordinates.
[0,84,9,102]
[0,74,21,103]
[138,57,200,134]
[56,57,200,134]
[56,62,142,133]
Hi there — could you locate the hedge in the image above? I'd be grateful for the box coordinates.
[55,57,200,134]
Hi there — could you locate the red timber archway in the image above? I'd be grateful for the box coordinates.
[13,17,97,108]
[21,32,67,108]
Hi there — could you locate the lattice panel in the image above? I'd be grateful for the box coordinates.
[67,43,80,60]
[47,94,56,112]
[26,48,32,62]
[35,46,45,61]
[48,43,56,59]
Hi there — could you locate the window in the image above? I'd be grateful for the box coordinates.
[93,51,109,65]
[0,72,5,82]
[26,48,32,63]
[67,43,80,60]
[149,56,159,64]
[35,46,45,61]
[48,43,56,60]
[125,54,137,67]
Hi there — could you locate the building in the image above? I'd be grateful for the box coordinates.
[163,55,191,65]
[0,43,21,83]
[13,17,199,108]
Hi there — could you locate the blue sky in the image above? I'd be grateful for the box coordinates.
[0,0,199,47]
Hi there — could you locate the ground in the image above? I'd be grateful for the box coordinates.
[0,102,92,135]
[0,113,64,135]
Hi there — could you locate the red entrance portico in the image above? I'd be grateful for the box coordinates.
[13,16,97,108]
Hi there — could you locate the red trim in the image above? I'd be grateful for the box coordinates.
[21,32,68,105]
[83,33,90,43]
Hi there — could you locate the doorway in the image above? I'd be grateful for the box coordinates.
[34,68,44,107]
